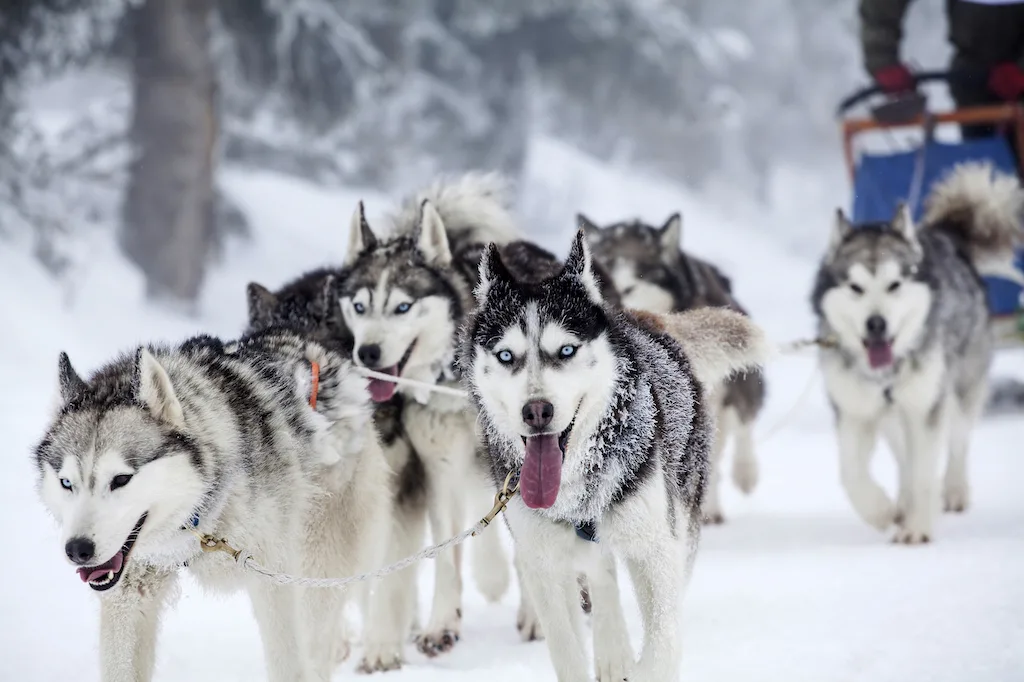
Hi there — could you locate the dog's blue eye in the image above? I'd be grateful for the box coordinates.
[60,478,72,491]
[849,283,864,295]
[353,302,366,314]
[394,302,411,315]
[559,345,577,358]
[110,474,133,491]
[497,350,514,364]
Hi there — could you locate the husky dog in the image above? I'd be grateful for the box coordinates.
[811,162,1023,543]
[460,231,769,681]
[34,328,392,682]
[340,172,542,654]
[580,213,767,523]
[246,267,353,352]
[246,273,427,672]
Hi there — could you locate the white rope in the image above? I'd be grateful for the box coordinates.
[353,367,469,399]
[218,520,487,589]
[755,363,821,443]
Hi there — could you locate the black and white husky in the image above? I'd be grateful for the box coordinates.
[811,162,1023,543]
[460,230,769,681]
[34,328,392,681]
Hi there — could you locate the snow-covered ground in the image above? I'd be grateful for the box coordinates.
[1,137,1022,682]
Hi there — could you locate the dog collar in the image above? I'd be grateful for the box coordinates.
[574,520,598,543]
[180,511,201,532]
[309,361,321,409]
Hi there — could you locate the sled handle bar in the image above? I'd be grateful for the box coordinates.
[837,70,961,116]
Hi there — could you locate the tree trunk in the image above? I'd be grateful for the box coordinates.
[121,0,216,308]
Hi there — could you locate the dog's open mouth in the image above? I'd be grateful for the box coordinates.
[863,339,894,369]
[520,423,573,510]
[366,341,417,403]
[77,513,146,592]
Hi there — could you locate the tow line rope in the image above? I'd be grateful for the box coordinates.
[192,336,834,589]
[189,472,520,589]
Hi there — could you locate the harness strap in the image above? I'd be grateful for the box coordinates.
[309,361,321,409]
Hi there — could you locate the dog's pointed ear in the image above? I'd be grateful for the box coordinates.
[563,229,604,305]
[659,213,683,263]
[577,213,602,242]
[891,202,921,251]
[476,243,512,304]
[346,201,376,266]
[246,282,277,326]
[414,200,453,266]
[829,208,853,255]
[135,348,185,429]
[57,352,88,404]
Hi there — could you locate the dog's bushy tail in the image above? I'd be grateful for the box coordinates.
[391,171,521,246]
[650,307,772,390]
[922,161,1024,283]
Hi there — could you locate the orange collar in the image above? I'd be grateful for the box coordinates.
[309,361,321,409]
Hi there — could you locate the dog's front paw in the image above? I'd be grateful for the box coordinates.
[517,597,544,641]
[357,641,403,674]
[943,480,970,513]
[891,526,932,545]
[856,488,897,531]
[731,456,759,495]
[415,613,461,658]
[594,642,634,681]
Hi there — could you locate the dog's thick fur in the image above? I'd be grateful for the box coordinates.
[460,230,768,681]
[811,162,1023,543]
[35,328,391,682]
[581,212,768,523]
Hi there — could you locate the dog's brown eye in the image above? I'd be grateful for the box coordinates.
[887,281,901,293]
[110,474,133,491]
[849,283,864,295]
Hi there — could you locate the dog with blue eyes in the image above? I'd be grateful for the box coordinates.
[459,230,770,682]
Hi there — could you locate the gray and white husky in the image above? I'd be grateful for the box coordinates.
[340,172,547,654]
[580,213,767,523]
[460,230,769,681]
[811,162,1023,543]
[34,328,392,682]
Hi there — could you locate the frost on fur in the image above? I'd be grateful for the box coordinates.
[386,171,520,246]
[922,162,1024,283]
[649,307,771,389]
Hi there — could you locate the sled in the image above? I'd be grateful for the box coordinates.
[838,72,1024,414]
[838,71,1024,349]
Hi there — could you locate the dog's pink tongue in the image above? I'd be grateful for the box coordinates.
[521,435,563,509]
[866,342,894,369]
[366,365,398,403]
[77,552,123,583]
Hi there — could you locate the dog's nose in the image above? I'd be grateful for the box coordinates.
[865,314,887,338]
[65,537,95,565]
[357,344,381,368]
[522,400,554,429]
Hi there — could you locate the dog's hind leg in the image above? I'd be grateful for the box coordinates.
[701,398,728,524]
[836,413,896,531]
[944,382,986,513]
[729,407,759,495]
[588,552,634,681]
[100,566,177,682]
